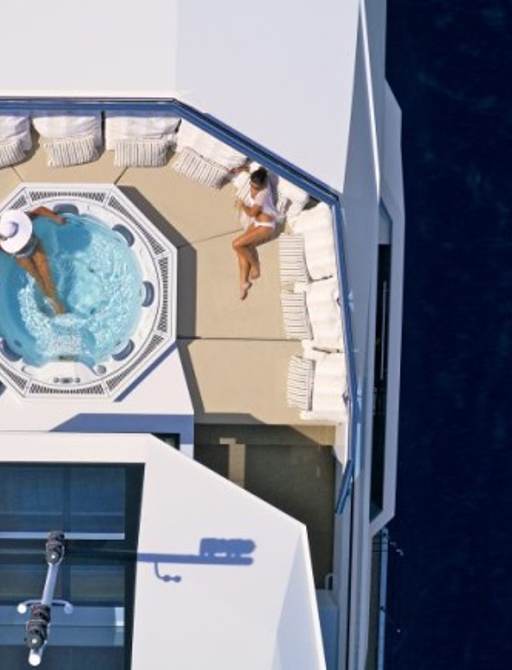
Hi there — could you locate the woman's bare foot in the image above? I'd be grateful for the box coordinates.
[249,263,260,280]
[51,299,66,315]
[240,281,252,301]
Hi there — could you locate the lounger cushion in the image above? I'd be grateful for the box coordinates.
[43,134,99,167]
[277,178,310,221]
[278,233,310,286]
[33,113,102,144]
[311,352,347,419]
[114,138,169,167]
[176,120,247,171]
[0,115,32,166]
[0,138,26,168]
[287,355,314,410]
[280,291,312,340]
[105,113,180,151]
[291,203,337,280]
[305,277,343,351]
[173,147,229,188]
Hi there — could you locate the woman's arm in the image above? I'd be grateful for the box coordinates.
[238,201,262,218]
[28,206,65,224]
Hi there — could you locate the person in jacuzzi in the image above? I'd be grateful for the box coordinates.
[0,207,66,314]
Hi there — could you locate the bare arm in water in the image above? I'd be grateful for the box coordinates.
[28,206,65,225]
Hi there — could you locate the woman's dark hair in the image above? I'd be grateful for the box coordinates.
[250,167,268,189]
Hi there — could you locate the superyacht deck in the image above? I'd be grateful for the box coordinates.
[0,140,326,428]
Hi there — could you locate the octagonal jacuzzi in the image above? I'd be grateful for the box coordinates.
[0,184,177,399]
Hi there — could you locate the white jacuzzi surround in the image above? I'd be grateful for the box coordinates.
[0,183,177,400]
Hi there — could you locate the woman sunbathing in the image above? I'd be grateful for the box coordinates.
[0,206,66,314]
[232,167,278,300]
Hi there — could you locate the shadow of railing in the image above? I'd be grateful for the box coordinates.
[137,538,256,584]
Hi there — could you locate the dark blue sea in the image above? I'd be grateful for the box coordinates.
[385,2,511,668]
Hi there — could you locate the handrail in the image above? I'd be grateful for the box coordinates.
[332,199,360,515]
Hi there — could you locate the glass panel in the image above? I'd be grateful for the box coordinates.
[0,563,125,607]
[70,565,125,605]
[69,468,125,534]
[0,564,62,603]
[1,646,124,670]
[0,465,126,536]
[0,467,65,532]
[0,463,143,669]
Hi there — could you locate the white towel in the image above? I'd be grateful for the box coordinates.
[305,277,343,351]
[291,203,337,280]
[176,120,246,171]
[105,112,180,151]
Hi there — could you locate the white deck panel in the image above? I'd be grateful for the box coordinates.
[0,0,360,190]
[0,433,326,670]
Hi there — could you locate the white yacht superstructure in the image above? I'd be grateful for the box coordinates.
[0,2,404,668]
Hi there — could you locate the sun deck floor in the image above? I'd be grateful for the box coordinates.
[0,145,327,427]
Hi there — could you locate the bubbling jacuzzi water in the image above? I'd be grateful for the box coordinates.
[0,213,143,368]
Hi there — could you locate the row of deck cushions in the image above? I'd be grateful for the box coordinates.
[279,203,341,349]
[279,202,347,423]
[0,114,314,223]
[0,112,181,168]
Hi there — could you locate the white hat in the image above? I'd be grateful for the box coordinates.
[0,210,33,254]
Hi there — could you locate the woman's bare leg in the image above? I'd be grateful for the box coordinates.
[15,256,41,286]
[236,248,252,300]
[232,225,274,299]
[247,246,260,280]
[31,246,65,314]
[17,247,65,314]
